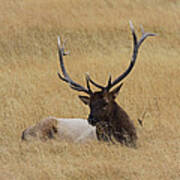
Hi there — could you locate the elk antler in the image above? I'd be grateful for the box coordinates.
[88,21,156,91]
[57,36,92,94]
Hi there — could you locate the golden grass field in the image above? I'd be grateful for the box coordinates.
[0,0,180,179]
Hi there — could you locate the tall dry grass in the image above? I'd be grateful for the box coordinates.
[0,0,179,179]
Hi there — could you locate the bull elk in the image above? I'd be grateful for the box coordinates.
[57,21,156,147]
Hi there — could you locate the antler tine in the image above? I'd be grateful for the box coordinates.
[85,73,93,94]
[105,21,156,91]
[87,75,105,90]
[57,36,91,94]
[140,25,145,35]
[62,39,70,56]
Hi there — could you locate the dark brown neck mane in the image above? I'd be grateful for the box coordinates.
[96,102,137,147]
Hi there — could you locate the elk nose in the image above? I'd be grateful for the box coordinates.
[88,114,96,126]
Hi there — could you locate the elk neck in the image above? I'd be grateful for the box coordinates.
[107,101,131,126]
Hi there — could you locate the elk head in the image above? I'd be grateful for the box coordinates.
[57,21,156,128]
[78,83,124,126]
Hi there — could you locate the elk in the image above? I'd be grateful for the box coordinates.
[57,21,156,147]
[21,117,96,143]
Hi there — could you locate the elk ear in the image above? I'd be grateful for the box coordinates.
[110,83,123,99]
[79,96,90,105]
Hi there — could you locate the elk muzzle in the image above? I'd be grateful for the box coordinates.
[88,114,99,126]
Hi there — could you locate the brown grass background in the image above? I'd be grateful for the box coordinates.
[0,0,180,179]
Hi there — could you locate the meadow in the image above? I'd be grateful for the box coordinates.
[0,0,179,179]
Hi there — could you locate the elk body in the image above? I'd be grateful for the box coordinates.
[57,21,155,147]
[22,117,96,143]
